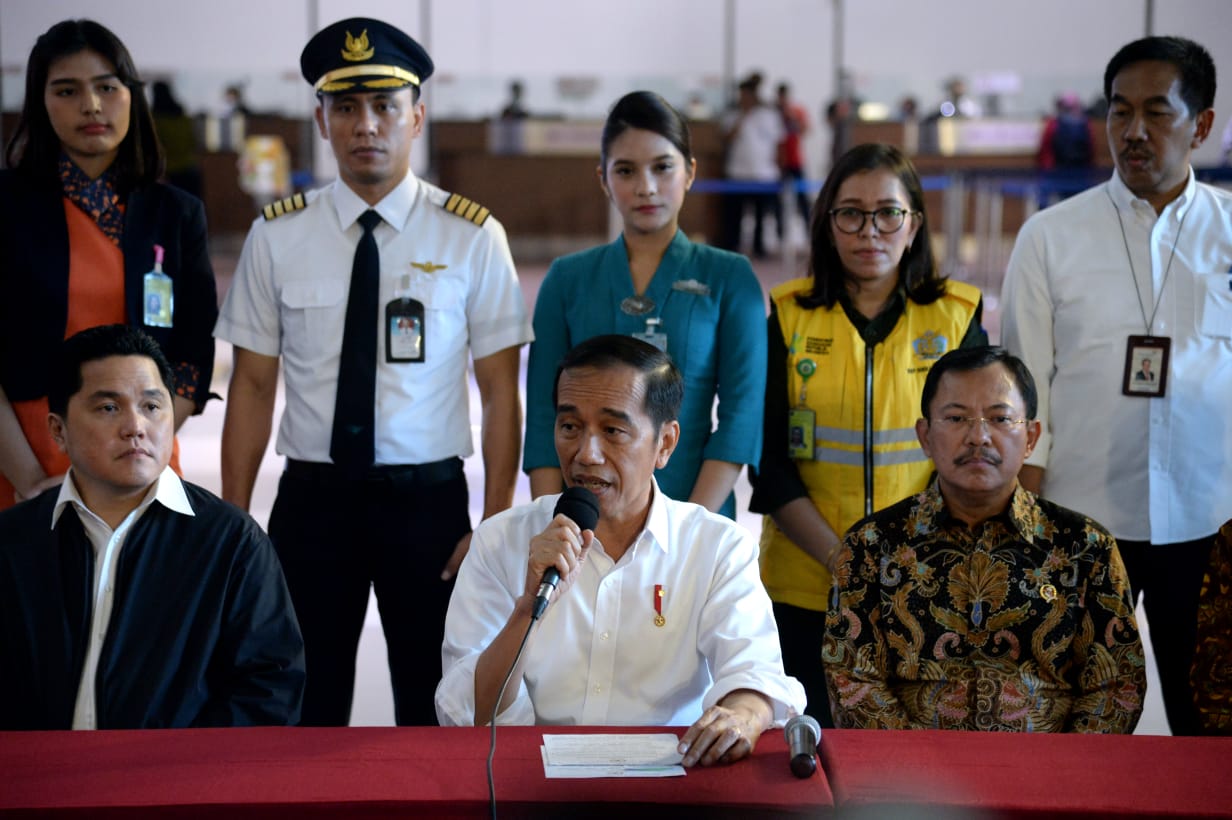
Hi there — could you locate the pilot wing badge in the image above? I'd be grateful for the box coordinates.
[410,261,447,273]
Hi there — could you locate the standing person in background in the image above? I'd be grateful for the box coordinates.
[1037,91,1096,171]
[719,73,784,258]
[751,143,986,724]
[776,82,812,239]
[526,91,765,518]
[150,80,201,198]
[939,76,982,119]
[824,69,860,171]
[499,80,529,120]
[215,18,532,727]
[222,84,251,118]
[0,19,218,512]
[1001,35,1230,737]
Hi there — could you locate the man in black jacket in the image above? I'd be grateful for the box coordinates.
[0,325,304,729]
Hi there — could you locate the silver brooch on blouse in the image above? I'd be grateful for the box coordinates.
[620,295,656,316]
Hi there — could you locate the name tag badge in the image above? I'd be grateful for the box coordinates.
[632,316,668,351]
[1121,335,1169,398]
[386,298,425,363]
[789,357,817,459]
[788,407,816,460]
[143,271,173,328]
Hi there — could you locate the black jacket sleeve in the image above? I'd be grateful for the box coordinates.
[193,513,305,727]
[749,305,811,513]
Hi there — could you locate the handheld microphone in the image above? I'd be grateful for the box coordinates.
[531,486,599,621]
[784,714,821,778]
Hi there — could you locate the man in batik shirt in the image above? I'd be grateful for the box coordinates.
[1192,518,1232,735]
[823,346,1145,733]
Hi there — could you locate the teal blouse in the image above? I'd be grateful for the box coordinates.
[524,231,766,518]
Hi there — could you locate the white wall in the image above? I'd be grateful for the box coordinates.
[3,0,1232,169]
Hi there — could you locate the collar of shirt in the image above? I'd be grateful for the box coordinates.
[590,479,673,565]
[330,171,418,233]
[50,465,195,530]
[1108,165,1196,221]
[58,153,124,246]
[640,479,673,557]
[836,284,908,343]
[918,478,1040,544]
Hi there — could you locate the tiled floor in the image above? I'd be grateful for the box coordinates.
[187,236,1168,732]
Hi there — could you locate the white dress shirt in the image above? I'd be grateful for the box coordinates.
[436,484,805,726]
[1001,169,1232,544]
[722,105,786,181]
[214,172,533,465]
[52,467,194,729]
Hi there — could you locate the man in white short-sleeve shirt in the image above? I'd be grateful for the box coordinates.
[214,17,532,727]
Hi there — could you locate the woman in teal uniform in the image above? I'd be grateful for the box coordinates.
[524,91,765,517]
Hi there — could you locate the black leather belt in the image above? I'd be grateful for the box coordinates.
[284,457,463,486]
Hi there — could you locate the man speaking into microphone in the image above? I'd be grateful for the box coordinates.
[437,336,804,766]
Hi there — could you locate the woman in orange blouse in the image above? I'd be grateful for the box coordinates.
[0,19,218,509]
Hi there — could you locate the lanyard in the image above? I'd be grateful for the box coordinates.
[1106,187,1190,335]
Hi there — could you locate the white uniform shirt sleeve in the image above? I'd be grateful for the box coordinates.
[214,219,282,357]
[1000,211,1056,469]
[465,217,533,361]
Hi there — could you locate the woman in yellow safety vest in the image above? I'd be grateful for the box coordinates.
[751,143,987,724]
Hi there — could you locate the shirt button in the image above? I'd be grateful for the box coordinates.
[594,684,602,693]
[600,631,610,641]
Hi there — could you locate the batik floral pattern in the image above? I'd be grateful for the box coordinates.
[823,482,1145,732]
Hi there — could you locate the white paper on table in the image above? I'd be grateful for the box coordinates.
[540,733,686,778]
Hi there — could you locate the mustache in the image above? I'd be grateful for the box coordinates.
[954,448,1002,467]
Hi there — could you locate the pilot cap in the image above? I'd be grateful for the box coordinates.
[301,17,434,94]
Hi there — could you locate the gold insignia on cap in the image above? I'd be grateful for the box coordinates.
[444,193,491,227]
[262,193,307,221]
[342,30,374,62]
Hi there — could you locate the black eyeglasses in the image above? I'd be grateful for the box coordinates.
[829,206,917,235]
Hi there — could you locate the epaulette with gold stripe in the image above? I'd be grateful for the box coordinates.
[442,192,491,227]
[262,193,308,221]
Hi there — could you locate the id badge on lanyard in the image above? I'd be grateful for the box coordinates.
[632,316,668,351]
[143,244,173,328]
[788,358,816,460]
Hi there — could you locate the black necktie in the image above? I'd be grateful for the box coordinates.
[330,209,382,478]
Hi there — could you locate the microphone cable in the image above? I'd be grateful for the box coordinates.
[486,610,536,820]
[485,487,597,819]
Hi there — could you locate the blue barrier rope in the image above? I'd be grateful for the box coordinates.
[689,165,1232,199]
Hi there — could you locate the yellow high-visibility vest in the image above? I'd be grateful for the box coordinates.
[760,276,982,611]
